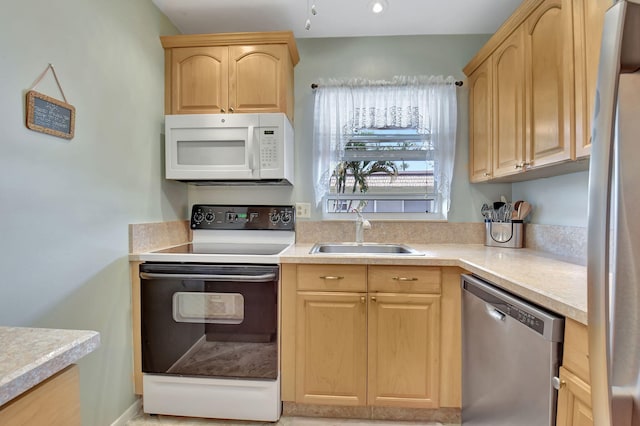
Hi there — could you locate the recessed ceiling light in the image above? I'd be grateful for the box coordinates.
[370,0,387,14]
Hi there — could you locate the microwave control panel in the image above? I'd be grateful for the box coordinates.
[259,128,279,170]
[191,204,294,230]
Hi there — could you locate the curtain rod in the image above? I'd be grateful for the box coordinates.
[311,80,463,89]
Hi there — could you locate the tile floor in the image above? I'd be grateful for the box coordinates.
[127,414,455,426]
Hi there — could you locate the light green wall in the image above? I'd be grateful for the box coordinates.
[189,35,593,227]
[189,34,513,222]
[0,1,185,424]
[512,171,589,227]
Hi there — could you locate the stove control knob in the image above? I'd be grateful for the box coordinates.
[269,212,281,224]
[193,211,205,224]
[205,212,215,222]
[281,211,292,224]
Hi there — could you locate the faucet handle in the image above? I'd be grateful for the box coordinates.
[362,219,372,230]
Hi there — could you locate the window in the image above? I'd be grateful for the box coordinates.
[312,76,458,220]
[326,128,437,214]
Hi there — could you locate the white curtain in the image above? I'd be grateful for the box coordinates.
[312,75,458,217]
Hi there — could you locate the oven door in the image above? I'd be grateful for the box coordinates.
[140,263,278,380]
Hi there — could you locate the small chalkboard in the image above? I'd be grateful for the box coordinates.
[26,90,75,139]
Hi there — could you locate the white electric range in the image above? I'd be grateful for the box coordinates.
[138,204,294,422]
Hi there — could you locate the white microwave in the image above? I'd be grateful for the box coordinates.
[165,113,294,185]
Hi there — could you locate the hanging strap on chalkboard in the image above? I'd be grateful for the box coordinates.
[29,63,68,103]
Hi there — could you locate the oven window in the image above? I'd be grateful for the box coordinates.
[173,292,244,324]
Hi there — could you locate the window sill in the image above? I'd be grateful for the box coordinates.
[321,212,447,221]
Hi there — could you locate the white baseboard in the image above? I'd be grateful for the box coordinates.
[111,398,142,426]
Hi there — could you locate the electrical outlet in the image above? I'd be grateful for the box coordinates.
[295,202,311,218]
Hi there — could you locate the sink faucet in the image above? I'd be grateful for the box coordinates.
[354,210,371,244]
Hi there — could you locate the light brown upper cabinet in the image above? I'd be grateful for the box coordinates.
[161,32,299,122]
[525,0,574,169]
[464,0,610,182]
[468,59,493,182]
[493,26,526,178]
[573,0,611,158]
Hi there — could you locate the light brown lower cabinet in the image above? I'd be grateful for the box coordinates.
[0,365,81,426]
[556,366,593,426]
[556,318,593,426]
[282,264,459,410]
[295,291,367,406]
[367,292,440,408]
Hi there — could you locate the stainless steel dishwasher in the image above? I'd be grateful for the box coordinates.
[461,274,564,426]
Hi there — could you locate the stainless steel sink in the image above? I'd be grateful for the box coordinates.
[309,242,424,255]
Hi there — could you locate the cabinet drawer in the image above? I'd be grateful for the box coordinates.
[297,264,366,292]
[368,266,441,294]
[563,318,590,384]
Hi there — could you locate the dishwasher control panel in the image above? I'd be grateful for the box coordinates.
[461,273,564,340]
[502,304,545,335]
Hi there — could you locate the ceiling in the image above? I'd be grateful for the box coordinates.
[152,0,524,39]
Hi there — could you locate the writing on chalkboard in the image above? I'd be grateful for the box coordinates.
[26,90,75,139]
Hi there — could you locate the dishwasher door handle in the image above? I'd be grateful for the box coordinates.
[487,305,506,321]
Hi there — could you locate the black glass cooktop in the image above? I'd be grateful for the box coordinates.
[153,243,290,256]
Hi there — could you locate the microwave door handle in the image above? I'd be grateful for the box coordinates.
[247,125,256,176]
[140,272,276,282]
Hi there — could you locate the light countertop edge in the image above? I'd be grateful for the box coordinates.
[0,327,100,406]
[279,243,588,325]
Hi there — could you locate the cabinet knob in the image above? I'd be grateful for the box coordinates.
[360,296,366,304]
[552,376,566,390]
[319,276,344,280]
[515,162,531,169]
[371,296,377,302]
[392,277,418,282]
[483,172,490,177]
[229,107,235,113]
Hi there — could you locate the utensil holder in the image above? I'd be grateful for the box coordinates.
[485,220,524,248]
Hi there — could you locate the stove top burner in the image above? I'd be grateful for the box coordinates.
[153,243,291,256]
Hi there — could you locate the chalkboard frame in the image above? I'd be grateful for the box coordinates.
[25,90,75,139]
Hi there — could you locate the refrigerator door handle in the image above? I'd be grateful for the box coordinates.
[587,3,623,426]
[589,2,640,425]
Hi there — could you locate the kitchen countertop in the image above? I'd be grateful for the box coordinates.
[280,243,588,325]
[0,327,100,406]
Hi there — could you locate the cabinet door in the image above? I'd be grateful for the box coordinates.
[170,46,228,114]
[368,293,440,408]
[556,367,593,426]
[525,0,574,168]
[468,59,493,182]
[492,26,526,178]
[295,292,367,406]
[573,0,610,158]
[0,365,80,426]
[229,44,288,115]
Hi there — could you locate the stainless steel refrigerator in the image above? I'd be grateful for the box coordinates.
[588,1,640,425]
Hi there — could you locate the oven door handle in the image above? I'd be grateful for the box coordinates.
[140,272,276,282]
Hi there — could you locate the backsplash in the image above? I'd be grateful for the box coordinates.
[524,224,587,265]
[296,221,587,264]
[128,220,587,264]
[295,221,485,244]
[129,220,190,253]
